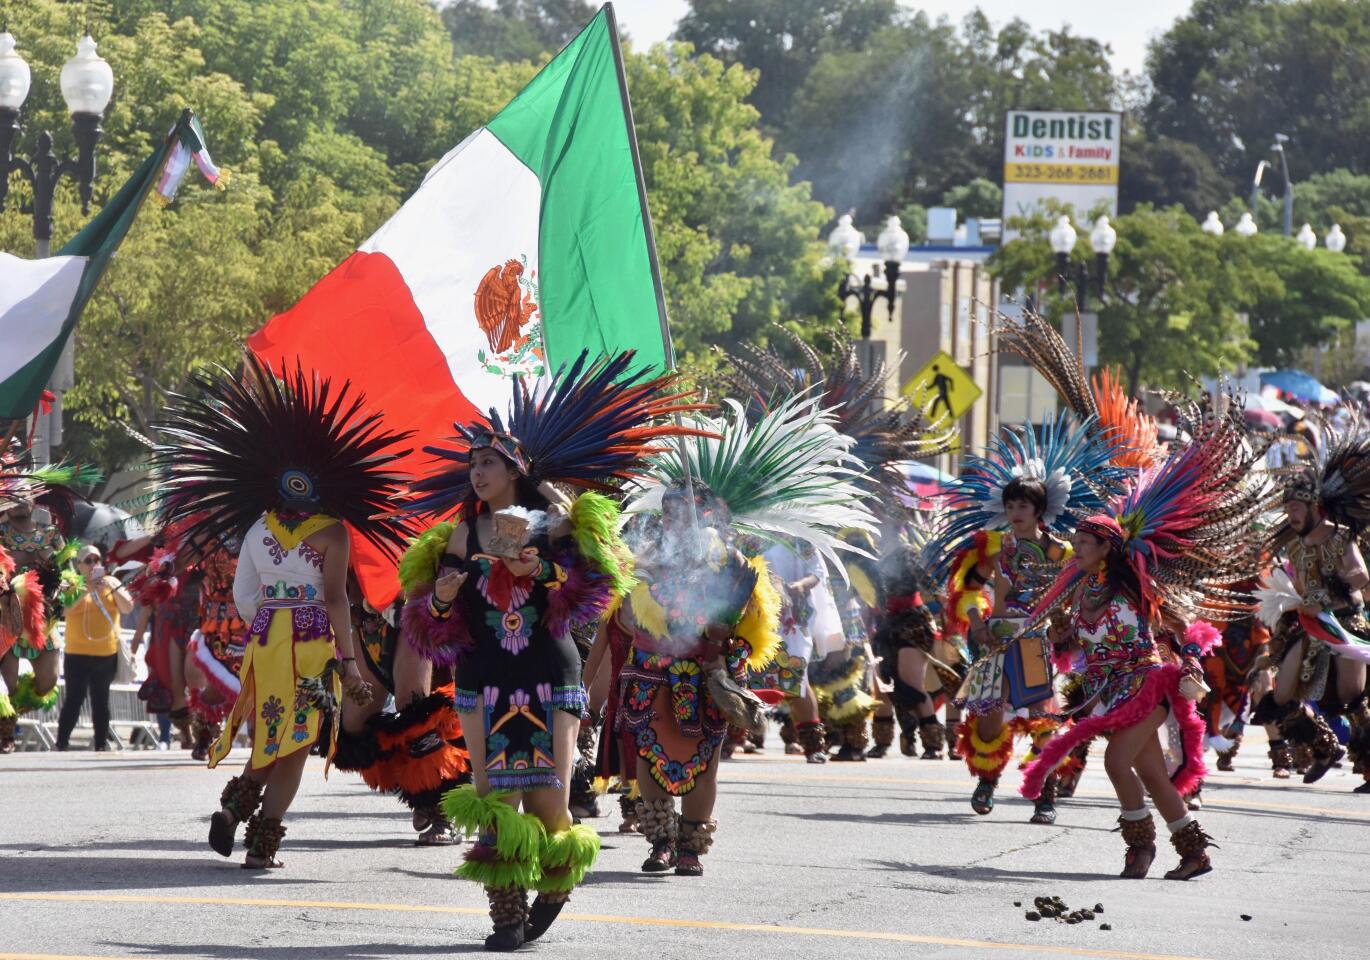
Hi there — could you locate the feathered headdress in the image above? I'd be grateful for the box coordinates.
[922,412,1127,577]
[994,307,1167,472]
[1,449,102,530]
[1030,394,1270,627]
[1270,405,1370,537]
[1092,368,1161,470]
[151,351,417,556]
[994,307,1098,422]
[402,350,712,518]
[625,391,878,571]
[721,327,957,517]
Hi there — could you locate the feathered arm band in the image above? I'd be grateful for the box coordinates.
[401,585,474,667]
[568,491,634,598]
[943,530,1002,637]
[543,548,614,639]
[398,522,456,599]
[0,570,46,660]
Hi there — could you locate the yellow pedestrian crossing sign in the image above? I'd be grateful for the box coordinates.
[903,351,982,421]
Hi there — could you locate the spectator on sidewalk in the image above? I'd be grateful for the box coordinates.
[56,545,134,751]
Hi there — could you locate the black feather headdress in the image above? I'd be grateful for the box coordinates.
[403,350,712,519]
[151,352,417,556]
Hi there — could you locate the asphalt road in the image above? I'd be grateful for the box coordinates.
[2,727,1368,960]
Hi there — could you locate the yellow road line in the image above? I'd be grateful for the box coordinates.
[0,893,1213,960]
[727,770,1370,819]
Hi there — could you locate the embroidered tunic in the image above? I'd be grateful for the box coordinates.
[447,524,587,792]
[207,514,340,771]
[956,534,1066,713]
[1071,595,1163,715]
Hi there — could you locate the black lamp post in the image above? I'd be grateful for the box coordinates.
[1047,214,1115,313]
[828,213,910,339]
[0,30,115,257]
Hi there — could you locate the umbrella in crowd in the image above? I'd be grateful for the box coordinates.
[1260,369,1338,406]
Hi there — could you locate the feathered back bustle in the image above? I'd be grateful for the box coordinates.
[1090,389,1270,623]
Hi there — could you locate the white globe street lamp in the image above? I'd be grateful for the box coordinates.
[1048,215,1077,255]
[876,215,911,263]
[826,213,864,261]
[1201,211,1224,236]
[1090,215,1117,255]
[1295,222,1317,251]
[1234,212,1259,237]
[1326,224,1347,253]
[0,30,31,111]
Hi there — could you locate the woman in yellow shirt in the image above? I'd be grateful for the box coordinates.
[57,545,134,751]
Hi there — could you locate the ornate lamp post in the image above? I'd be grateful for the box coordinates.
[1047,214,1114,311]
[0,30,115,257]
[828,213,910,339]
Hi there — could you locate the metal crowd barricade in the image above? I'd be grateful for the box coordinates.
[13,628,161,751]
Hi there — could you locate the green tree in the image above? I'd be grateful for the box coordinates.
[1144,0,1370,190]
[442,0,597,62]
[674,0,899,127]
[941,178,1002,220]
[1294,169,1370,229]
[625,43,841,365]
[5,1,844,468]
[1118,135,1229,216]
[780,11,1116,220]
[1234,234,1370,367]
[992,204,1255,395]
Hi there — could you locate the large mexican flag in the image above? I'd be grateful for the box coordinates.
[250,3,673,603]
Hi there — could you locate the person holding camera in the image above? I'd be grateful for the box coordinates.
[56,545,134,751]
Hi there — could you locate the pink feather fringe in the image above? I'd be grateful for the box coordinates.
[1185,620,1223,656]
[401,586,474,667]
[1019,663,1207,799]
[543,552,612,639]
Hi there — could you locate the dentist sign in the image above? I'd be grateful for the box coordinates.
[1002,110,1121,237]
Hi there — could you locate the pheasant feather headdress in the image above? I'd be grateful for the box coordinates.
[922,412,1128,578]
[1030,392,1270,626]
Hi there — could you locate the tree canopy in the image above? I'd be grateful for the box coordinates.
[3,0,839,467]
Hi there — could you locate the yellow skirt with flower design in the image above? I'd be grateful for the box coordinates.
[208,601,339,772]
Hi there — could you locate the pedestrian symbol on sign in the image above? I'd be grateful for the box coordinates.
[903,351,982,421]
[928,364,955,420]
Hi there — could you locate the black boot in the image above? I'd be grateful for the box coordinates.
[484,886,527,951]
[867,715,895,758]
[919,715,945,759]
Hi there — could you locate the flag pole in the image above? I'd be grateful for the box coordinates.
[603,2,700,534]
